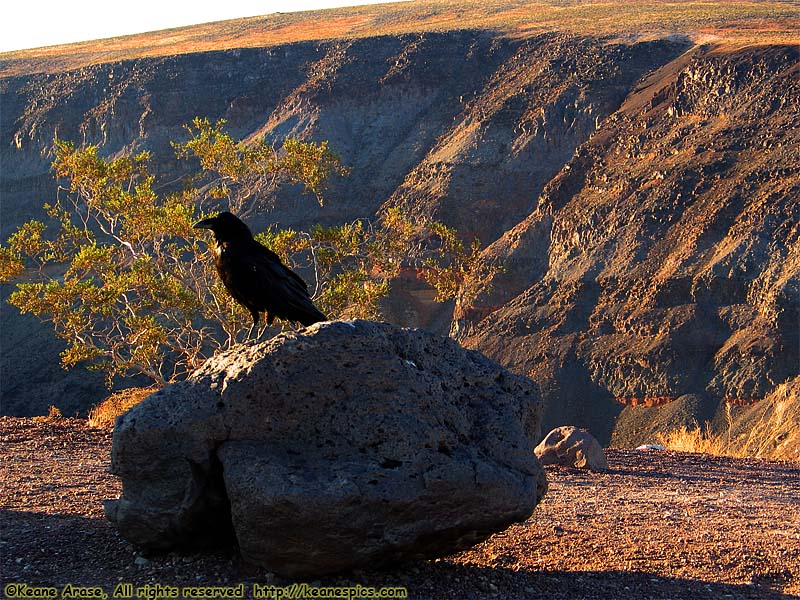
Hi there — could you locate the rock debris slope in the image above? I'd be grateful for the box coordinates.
[457,44,799,441]
[105,320,547,577]
[381,35,689,244]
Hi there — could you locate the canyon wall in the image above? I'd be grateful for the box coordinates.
[1,33,796,444]
[456,44,799,441]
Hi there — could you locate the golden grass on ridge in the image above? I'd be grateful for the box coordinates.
[32,404,64,423]
[1,0,797,77]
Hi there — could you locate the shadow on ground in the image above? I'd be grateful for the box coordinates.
[1,509,794,600]
[396,561,794,600]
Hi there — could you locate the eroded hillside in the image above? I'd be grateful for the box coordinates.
[456,44,799,441]
[1,10,797,445]
[382,35,687,243]
[0,32,690,416]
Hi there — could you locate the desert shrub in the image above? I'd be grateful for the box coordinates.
[1,119,497,388]
[172,118,349,217]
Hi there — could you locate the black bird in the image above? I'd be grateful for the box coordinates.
[193,212,327,331]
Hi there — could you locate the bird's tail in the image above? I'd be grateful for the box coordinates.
[298,304,328,326]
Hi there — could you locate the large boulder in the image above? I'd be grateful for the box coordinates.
[104,320,547,577]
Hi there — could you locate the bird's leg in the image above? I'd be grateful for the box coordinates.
[245,310,260,343]
[250,312,273,341]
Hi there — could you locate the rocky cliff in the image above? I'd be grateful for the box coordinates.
[1,26,797,442]
[457,44,799,441]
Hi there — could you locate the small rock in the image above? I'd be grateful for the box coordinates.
[134,556,151,567]
[535,426,609,471]
[636,444,666,451]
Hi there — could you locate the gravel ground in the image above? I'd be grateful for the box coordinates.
[1,417,798,599]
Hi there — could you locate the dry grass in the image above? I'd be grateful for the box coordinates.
[730,380,800,461]
[657,422,730,456]
[87,386,158,429]
[658,381,800,461]
[31,405,63,423]
[1,0,797,77]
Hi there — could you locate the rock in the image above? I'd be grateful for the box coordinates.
[534,426,609,471]
[636,444,666,451]
[104,320,547,577]
[133,556,151,568]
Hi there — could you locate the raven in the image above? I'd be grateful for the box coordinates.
[193,211,327,330]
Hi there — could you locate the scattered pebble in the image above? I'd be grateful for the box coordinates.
[1,417,798,597]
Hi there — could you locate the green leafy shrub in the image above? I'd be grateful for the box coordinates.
[1,119,497,387]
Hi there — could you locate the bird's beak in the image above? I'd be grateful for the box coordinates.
[193,217,215,230]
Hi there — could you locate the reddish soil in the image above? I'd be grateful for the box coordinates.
[1,417,798,599]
